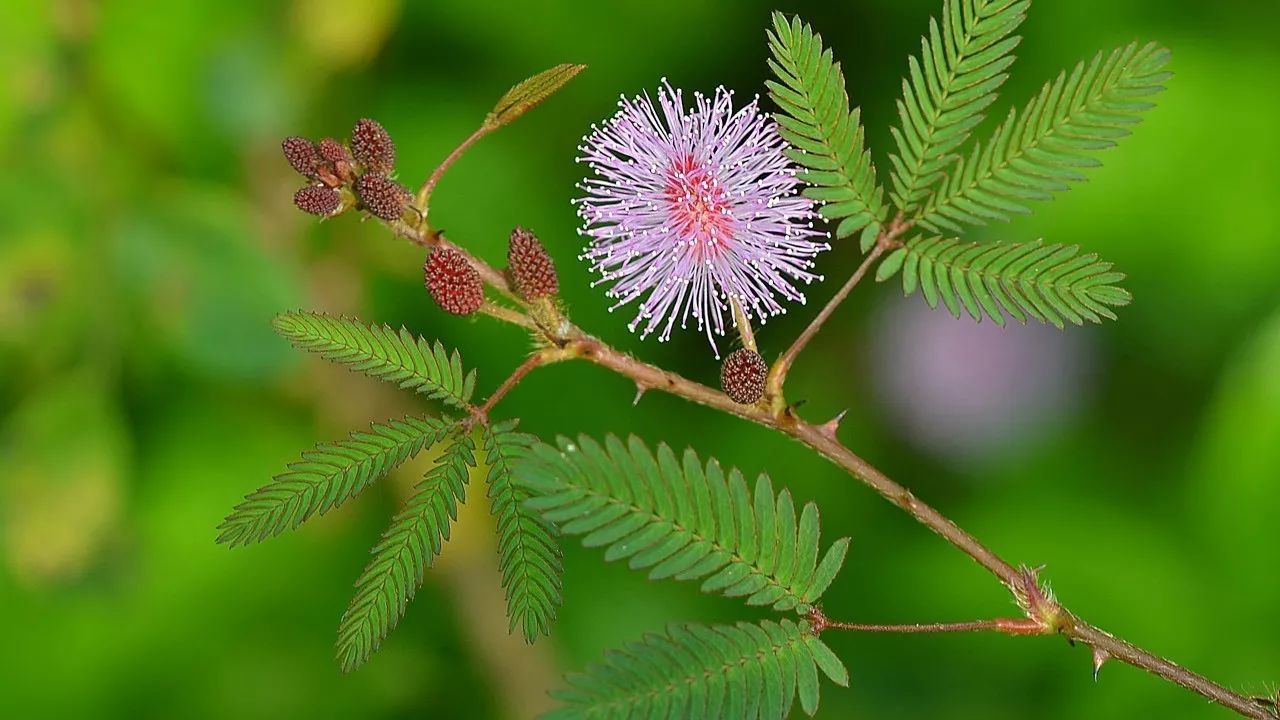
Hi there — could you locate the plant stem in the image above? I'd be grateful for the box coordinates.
[814,614,1044,636]
[417,122,496,210]
[478,352,553,417]
[1070,624,1274,719]
[730,297,757,353]
[480,302,537,330]
[381,223,1274,720]
[553,334,1272,719]
[766,243,884,403]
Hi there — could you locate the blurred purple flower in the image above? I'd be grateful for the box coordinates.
[575,81,829,356]
[871,296,1095,463]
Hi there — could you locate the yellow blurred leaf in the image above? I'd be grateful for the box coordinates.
[291,0,399,69]
[1,370,126,587]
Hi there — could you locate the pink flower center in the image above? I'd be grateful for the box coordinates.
[664,154,733,251]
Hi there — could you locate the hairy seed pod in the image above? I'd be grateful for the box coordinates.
[351,118,395,174]
[424,248,484,316]
[355,173,410,221]
[720,348,767,405]
[293,185,342,216]
[507,226,559,300]
[282,136,321,177]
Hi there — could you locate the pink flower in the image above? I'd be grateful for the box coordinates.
[575,81,829,356]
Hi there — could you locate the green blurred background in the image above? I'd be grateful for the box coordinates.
[2,0,1277,717]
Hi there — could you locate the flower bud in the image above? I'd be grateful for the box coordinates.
[507,226,559,300]
[282,136,321,178]
[355,173,411,221]
[424,248,484,316]
[720,348,767,404]
[293,185,342,216]
[351,118,395,174]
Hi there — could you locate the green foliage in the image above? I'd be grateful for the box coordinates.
[888,0,1029,211]
[273,311,476,411]
[216,415,454,547]
[770,5,1168,328]
[766,12,887,240]
[877,237,1131,327]
[482,420,564,643]
[520,435,850,612]
[918,42,1171,232]
[489,63,586,127]
[543,619,848,719]
[336,433,477,673]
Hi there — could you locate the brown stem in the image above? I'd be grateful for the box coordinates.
[1069,624,1274,719]
[376,222,1272,719]
[556,334,1271,719]
[766,243,885,404]
[478,352,554,417]
[417,122,496,210]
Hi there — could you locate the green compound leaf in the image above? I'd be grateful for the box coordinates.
[918,42,1172,232]
[767,12,887,239]
[543,619,848,719]
[273,311,476,411]
[490,63,586,127]
[336,432,477,672]
[878,236,1132,328]
[482,420,564,644]
[888,0,1029,212]
[217,415,454,547]
[519,435,851,612]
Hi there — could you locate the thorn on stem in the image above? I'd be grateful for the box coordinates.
[818,409,848,439]
[1092,646,1111,682]
[633,383,647,406]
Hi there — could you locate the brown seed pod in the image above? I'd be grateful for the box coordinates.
[507,226,559,300]
[281,136,321,178]
[355,173,410,221]
[424,248,484,316]
[720,348,767,405]
[351,118,395,174]
[293,185,342,216]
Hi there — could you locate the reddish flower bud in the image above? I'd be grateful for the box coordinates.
[282,136,321,177]
[355,173,410,221]
[316,137,351,165]
[720,348,767,404]
[507,226,559,300]
[293,185,342,216]
[351,118,395,174]
[424,248,484,316]
[315,137,355,185]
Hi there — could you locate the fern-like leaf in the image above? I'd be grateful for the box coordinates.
[888,0,1029,211]
[918,42,1171,232]
[336,433,477,672]
[544,620,848,719]
[876,236,1131,327]
[520,435,851,612]
[273,311,476,410]
[217,415,453,547]
[482,420,564,643]
[490,63,586,127]
[766,13,887,240]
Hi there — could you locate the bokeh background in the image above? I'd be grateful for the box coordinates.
[3,0,1278,718]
